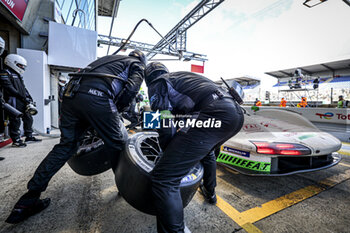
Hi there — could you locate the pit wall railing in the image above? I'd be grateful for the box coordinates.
[243,106,349,125]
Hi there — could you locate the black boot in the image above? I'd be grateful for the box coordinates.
[12,139,26,148]
[199,184,217,205]
[25,136,42,143]
[5,190,50,224]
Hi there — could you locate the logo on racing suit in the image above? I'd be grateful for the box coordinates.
[143,110,161,129]
[88,88,104,97]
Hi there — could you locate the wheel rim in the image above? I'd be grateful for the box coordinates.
[139,136,162,165]
[76,131,104,155]
[128,132,204,185]
[129,132,162,172]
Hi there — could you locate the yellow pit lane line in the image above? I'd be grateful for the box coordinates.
[238,185,325,225]
[216,196,263,233]
[338,150,350,156]
[339,162,350,168]
[215,168,350,232]
[339,142,350,156]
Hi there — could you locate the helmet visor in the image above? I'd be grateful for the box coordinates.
[16,63,26,71]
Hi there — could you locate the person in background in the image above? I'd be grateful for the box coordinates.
[122,93,144,130]
[279,97,287,107]
[294,69,303,89]
[313,77,319,89]
[337,95,345,108]
[0,54,41,147]
[298,97,308,108]
[58,74,68,113]
[254,98,262,106]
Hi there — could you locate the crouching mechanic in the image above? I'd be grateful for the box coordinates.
[5,50,146,224]
[145,62,244,233]
[122,93,144,129]
[0,54,41,147]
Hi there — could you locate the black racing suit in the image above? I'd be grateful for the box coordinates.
[148,71,244,233]
[26,55,145,192]
[122,98,140,129]
[0,89,4,134]
[0,68,34,141]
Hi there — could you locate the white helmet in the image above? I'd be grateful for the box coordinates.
[58,75,68,87]
[0,36,5,56]
[5,54,27,76]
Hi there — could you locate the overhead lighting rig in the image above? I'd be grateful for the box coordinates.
[303,0,350,7]
[303,0,328,8]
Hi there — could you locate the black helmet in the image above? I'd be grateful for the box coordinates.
[145,62,169,85]
[129,49,146,65]
[136,93,144,102]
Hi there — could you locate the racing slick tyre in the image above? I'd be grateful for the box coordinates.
[67,122,128,176]
[67,135,111,176]
[115,132,204,215]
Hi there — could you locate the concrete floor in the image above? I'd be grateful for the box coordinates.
[0,136,349,233]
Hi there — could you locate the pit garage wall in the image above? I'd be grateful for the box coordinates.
[244,106,349,125]
[17,49,51,133]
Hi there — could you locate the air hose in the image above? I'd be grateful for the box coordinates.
[112,19,181,57]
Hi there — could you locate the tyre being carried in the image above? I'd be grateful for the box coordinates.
[67,131,111,176]
[68,130,203,215]
[67,121,128,176]
[115,132,204,215]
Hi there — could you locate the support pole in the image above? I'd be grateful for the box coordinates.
[107,0,121,55]
[331,88,333,104]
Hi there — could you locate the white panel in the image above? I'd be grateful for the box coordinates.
[50,74,59,128]
[48,21,97,68]
[17,49,51,133]
[244,106,349,125]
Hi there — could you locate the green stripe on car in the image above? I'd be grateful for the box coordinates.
[217,152,271,172]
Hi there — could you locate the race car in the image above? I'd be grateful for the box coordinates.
[216,108,342,176]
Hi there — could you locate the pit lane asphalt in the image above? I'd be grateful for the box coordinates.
[0,136,349,233]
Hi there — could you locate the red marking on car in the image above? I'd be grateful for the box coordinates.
[251,141,311,155]
[242,124,262,132]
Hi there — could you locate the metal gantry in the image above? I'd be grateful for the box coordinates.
[97,34,207,61]
[146,0,225,60]
[97,0,225,61]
